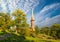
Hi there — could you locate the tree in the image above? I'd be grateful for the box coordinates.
[0,13,11,31]
[12,9,29,32]
[12,9,28,27]
[50,23,60,39]
[35,26,40,34]
[40,27,50,35]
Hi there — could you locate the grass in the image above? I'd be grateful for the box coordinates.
[0,32,60,42]
[0,36,60,42]
[26,36,60,42]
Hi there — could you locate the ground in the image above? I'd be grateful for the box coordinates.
[0,32,60,42]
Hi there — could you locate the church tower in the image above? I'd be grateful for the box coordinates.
[31,9,35,31]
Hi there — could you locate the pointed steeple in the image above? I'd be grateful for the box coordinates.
[31,8,35,31]
[31,9,35,21]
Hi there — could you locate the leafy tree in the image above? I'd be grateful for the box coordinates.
[56,27,60,39]
[19,28,31,36]
[0,9,29,33]
[40,23,60,39]
[50,23,60,39]
[12,9,28,28]
[35,26,40,34]
[40,27,50,35]
[0,13,11,32]
[12,9,29,33]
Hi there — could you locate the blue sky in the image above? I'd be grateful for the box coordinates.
[0,0,60,27]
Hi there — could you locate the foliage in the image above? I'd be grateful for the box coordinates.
[40,27,50,35]
[0,9,29,33]
[0,13,11,32]
[40,23,60,39]
[12,9,28,28]
[35,26,40,34]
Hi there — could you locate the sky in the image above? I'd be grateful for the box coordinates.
[0,0,60,28]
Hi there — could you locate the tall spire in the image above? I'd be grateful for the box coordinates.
[32,8,34,17]
[31,8,35,31]
[31,8,34,20]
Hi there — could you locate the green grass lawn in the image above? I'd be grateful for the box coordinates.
[0,35,60,42]
[0,32,60,42]
[26,37,60,42]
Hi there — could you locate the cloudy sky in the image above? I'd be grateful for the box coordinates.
[0,0,60,27]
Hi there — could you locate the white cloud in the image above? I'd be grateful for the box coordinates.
[35,3,60,27]
[0,0,7,12]
[35,3,60,18]
[35,3,60,24]
[37,15,60,28]
[0,0,39,14]
[40,3,60,13]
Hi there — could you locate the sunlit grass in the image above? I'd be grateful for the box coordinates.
[13,32,20,36]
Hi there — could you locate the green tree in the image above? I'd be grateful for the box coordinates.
[50,23,60,39]
[40,27,50,35]
[19,28,31,36]
[12,9,29,33]
[0,13,11,32]
[12,9,28,28]
[35,26,40,34]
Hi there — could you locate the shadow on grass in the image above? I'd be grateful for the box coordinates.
[0,33,53,42]
[0,34,30,42]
